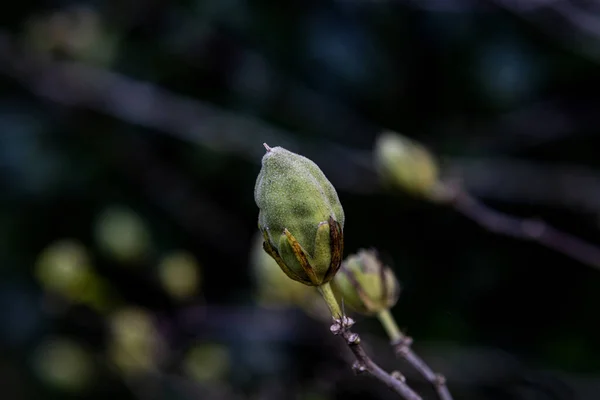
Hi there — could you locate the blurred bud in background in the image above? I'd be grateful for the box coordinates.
[157,250,201,302]
[35,239,91,297]
[32,337,94,393]
[94,205,152,265]
[374,131,443,202]
[23,5,118,66]
[108,307,164,376]
[35,239,111,312]
[183,343,231,384]
[332,249,401,316]
[249,232,329,321]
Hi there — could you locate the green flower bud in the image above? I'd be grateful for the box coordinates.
[254,144,345,286]
[332,249,400,315]
[374,131,441,201]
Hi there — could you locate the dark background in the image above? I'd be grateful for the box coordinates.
[1,1,600,399]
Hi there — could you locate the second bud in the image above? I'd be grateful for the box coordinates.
[332,249,400,316]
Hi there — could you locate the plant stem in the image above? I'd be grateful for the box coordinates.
[330,318,422,400]
[377,309,403,342]
[377,310,453,400]
[450,188,600,272]
[318,282,342,319]
[320,286,421,398]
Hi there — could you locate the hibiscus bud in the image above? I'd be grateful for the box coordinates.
[332,249,400,315]
[254,144,344,286]
[374,131,441,201]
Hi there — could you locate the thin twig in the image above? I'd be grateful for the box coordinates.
[330,316,422,400]
[445,157,600,214]
[393,337,453,400]
[378,310,452,400]
[449,188,600,271]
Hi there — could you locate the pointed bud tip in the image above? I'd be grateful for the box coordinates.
[263,143,272,152]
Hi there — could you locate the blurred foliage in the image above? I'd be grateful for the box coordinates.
[95,205,152,265]
[158,250,201,301]
[108,307,163,375]
[32,337,95,393]
[183,343,231,384]
[1,1,600,400]
[23,5,119,66]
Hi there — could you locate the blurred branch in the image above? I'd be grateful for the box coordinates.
[445,157,600,214]
[0,31,377,194]
[494,0,600,40]
[2,30,600,215]
[445,185,600,271]
[454,98,600,155]
[0,34,293,159]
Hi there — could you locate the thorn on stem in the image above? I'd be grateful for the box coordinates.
[342,315,355,328]
[435,374,447,387]
[348,333,360,344]
[391,371,406,382]
[330,323,342,335]
[352,361,367,374]
[393,336,414,356]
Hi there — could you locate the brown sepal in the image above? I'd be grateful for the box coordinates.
[323,216,344,283]
[261,230,311,285]
[284,228,319,285]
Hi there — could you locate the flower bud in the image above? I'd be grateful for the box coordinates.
[374,131,441,201]
[332,249,400,315]
[254,144,345,286]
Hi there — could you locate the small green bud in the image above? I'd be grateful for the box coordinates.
[374,131,441,201]
[332,249,400,315]
[254,144,345,286]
